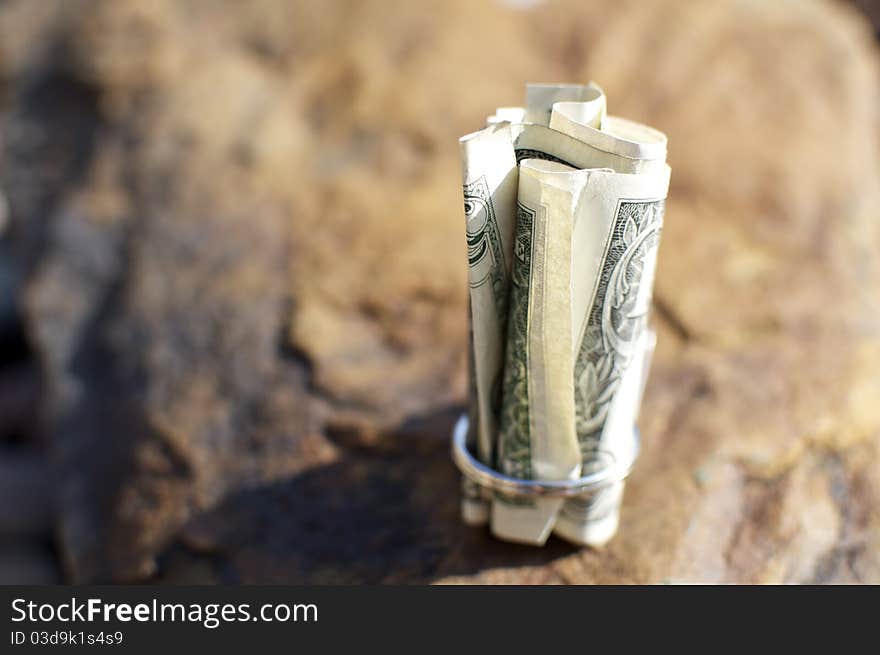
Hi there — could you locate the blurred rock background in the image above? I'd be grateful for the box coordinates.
[0,0,879,583]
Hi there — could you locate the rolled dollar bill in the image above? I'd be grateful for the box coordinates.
[492,160,584,544]
[458,83,669,546]
[459,123,518,524]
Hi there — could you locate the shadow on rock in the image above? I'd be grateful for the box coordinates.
[159,406,577,583]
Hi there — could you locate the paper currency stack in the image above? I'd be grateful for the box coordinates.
[459,83,670,546]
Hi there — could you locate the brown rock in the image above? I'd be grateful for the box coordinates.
[0,0,878,582]
[0,541,61,584]
[0,448,53,536]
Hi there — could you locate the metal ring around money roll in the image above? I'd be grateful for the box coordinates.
[451,415,640,499]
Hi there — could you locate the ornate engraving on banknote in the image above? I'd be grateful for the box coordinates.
[464,177,508,320]
[574,199,665,459]
[465,298,480,444]
[497,202,536,479]
[464,176,509,433]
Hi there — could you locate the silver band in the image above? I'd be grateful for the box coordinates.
[451,415,640,499]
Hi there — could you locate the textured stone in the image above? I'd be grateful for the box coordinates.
[0,449,53,536]
[0,542,61,585]
[0,0,878,582]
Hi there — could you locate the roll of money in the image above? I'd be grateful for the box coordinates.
[458,83,670,546]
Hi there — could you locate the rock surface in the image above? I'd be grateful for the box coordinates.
[0,0,879,583]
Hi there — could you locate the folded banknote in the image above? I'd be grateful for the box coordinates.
[460,82,670,546]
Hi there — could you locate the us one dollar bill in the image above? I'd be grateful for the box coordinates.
[459,83,670,546]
